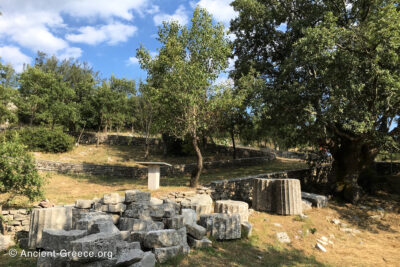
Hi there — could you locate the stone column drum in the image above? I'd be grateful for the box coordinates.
[252,178,302,215]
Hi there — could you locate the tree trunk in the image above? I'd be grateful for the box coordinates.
[190,136,203,188]
[230,129,237,159]
[330,139,378,203]
[144,137,150,159]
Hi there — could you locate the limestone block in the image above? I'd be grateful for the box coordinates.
[153,245,181,263]
[150,197,163,205]
[241,222,252,238]
[108,203,126,213]
[199,213,241,240]
[143,229,180,249]
[41,229,87,251]
[252,179,276,212]
[125,203,150,219]
[301,192,328,208]
[149,205,164,220]
[181,209,197,226]
[176,227,188,248]
[163,208,176,218]
[119,218,160,232]
[111,214,120,225]
[163,200,180,214]
[75,212,115,234]
[181,194,213,219]
[164,215,184,229]
[103,193,123,204]
[125,190,151,203]
[28,207,74,249]
[214,200,249,222]
[131,251,156,267]
[75,199,93,209]
[187,236,212,248]
[0,234,15,252]
[115,248,144,266]
[186,224,206,240]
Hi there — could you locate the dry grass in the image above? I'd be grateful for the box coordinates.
[34,144,247,166]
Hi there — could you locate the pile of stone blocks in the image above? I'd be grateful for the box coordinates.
[29,189,253,266]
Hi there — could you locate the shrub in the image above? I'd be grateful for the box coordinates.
[1,127,75,153]
[0,141,45,205]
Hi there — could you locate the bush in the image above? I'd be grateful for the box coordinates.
[1,127,75,153]
[0,141,45,205]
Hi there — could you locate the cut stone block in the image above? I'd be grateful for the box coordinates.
[187,236,212,248]
[252,178,302,215]
[302,200,313,211]
[115,248,144,266]
[241,222,252,238]
[103,193,123,204]
[181,194,212,219]
[131,251,156,267]
[75,213,115,234]
[176,227,188,248]
[301,192,328,208]
[143,229,180,249]
[28,207,74,249]
[119,218,161,232]
[41,229,87,252]
[181,209,197,226]
[0,234,15,252]
[125,203,151,219]
[186,224,206,240]
[164,215,184,229]
[199,213,241,240]
[75,199,93,209]
[153,245,181,263]
[214,200,249,222]
[150,197,163,205]
[108,203,126,213]
[149,205,164,220]
[125,190,151,203]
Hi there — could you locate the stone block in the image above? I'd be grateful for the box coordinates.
[125,190,151,203]
[143,229,180,249]
[153,245,181,263]
[115,248,144,266]
[199,213,241,240]
[214,200,249,222]
[181,194,212,219]
[187,236,212,248]
[164,215,184,229]
[241,222,252,238]
[13,214,28,221]
[0,234,15,252]
[125,203,150,219]
[103,193,123,204]
[149,205,164,220]
[75,199,93,209]
[119,218,160,232]
[301,192,328,208]
[181,209,197,226]
[75,213,115,234]
[28,207,74,249]
[302,200,313,211]
[186,224,206,240]
[150,197,163,205]
[108,203,126,213]
[41,229,87,251]
[111,214,120,225]
[163,208,176,218]
[131,251,156,267]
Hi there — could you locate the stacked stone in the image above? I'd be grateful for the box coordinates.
[1,209,30,249]
[252,178,303,215]
[182,209,212,248]
[199,213,241,240]
[214,200,252,238]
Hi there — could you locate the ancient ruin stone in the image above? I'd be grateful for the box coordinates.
[143,229,180,249]
[181,209,197,226]
[125,203,151,219]
[199,213,241,240]
[131,251,156,267]
[241,222,252,238]
[125,190,151,203]
[276,232,291,243]
[252,178,302,215]
[75,212,115,234]
[115,248,144,265]
[75,199,93,209]
[148,204,164,220]
[119,218,161,232]
[301,192,328,208]
[150,197,163,205]
[103,193,123,204]
[41,229,87,252]
[302,200,313,211]
[187,236,212,248]
[0,234,15,251]
[214,200,249,222]
[181,194,213,219]
[108,203,126,213]
[164,215,184,229]
[186,224,206,240]
[153,245,181,263]
[28,206,74,249]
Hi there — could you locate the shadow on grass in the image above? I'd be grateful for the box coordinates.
[329,192,399,234]
[160,238,329,267]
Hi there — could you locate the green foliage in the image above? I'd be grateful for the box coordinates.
[0,140,44,205]
[0,61,18,125]
[3,127,75,153]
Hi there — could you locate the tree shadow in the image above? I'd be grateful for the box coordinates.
[329,192,399,234]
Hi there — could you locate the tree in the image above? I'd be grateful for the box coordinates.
[0,62,18,125]
[137,7,231,187]
[231,0,400,201]
[0,140,44,205]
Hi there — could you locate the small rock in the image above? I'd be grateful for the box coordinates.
[276,232,291,243]
[241,222,252,238]
[315,242,327,252]
[331,218,340,225]
[272,223,282,227]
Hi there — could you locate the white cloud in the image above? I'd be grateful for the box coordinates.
[58,47,83,60]
[0,46,32,72]
[153,5,188,26]
[66,22,137,45]
[196,0,238,25]
[126,56,139,65]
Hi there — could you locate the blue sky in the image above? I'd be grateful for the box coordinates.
[0,0,237,81]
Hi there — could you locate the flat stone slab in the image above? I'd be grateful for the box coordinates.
[214,200,249,222]
[131,251,156,267]
[137,162,172,167]
[153,245,181,263]
[186,224,206,240]
[187,236,212,248]
[119,218,162,231]
[125,190,151,203]
[103,193,124,204]
[181,209,197,226]
[75,199,93,209]
[41,229,87,252]
[301,192,328,208]
[164,215,184,229]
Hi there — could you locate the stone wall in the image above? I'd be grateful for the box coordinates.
[1,208,31,248]
[70,132,162,148]
[35,154,276,178]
